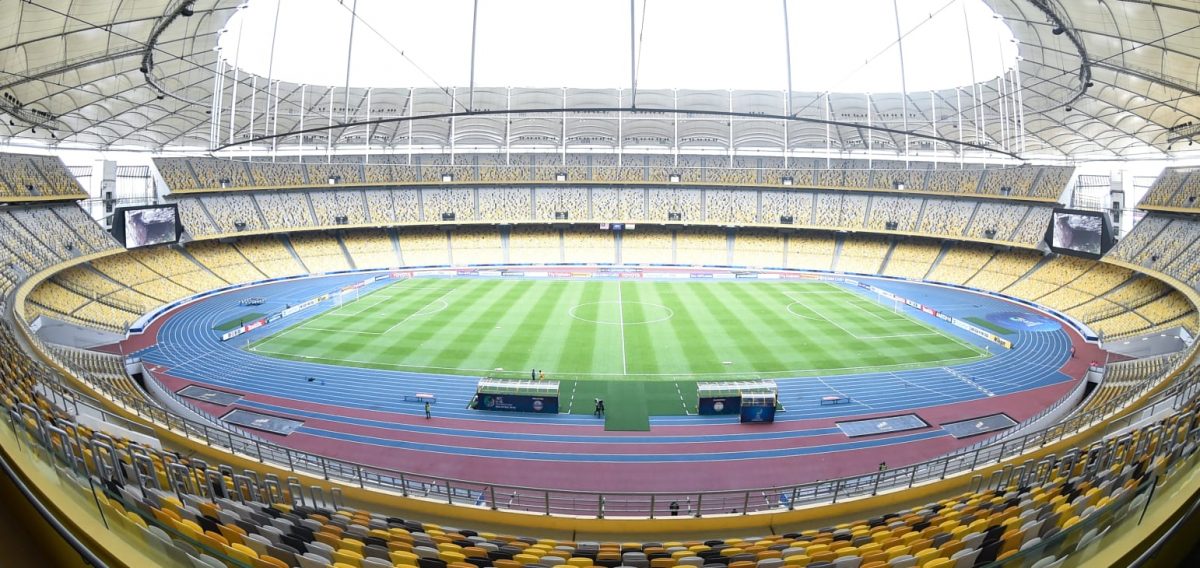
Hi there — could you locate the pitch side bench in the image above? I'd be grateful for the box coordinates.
[820,395,850,406]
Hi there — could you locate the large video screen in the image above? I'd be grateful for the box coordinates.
[1047,208,1112,257]
[112,205,179,249]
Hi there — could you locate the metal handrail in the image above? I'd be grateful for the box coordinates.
[21,313,1198,517]
[0,444,110,567]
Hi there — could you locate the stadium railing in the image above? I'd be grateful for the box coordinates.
[15,301,1199,519]
[6,328,1200,567]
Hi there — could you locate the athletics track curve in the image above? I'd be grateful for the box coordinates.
[123,269,1102,493]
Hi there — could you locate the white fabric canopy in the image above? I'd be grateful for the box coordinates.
[0,0,1196,159]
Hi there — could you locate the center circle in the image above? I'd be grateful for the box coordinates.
[568,301,675,325]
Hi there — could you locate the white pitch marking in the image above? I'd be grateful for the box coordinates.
[617,280,628,375]
[382,286,462,334]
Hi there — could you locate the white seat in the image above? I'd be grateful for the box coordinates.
[1021,519,1045,543]
[244,533,272,557]
[189,554,226,568]
[415,545,441,559]
[1029,557,1060,568]
[960,531,985,550]
[779,547,806,558]
[297,552,333,568]
[832,556,861,568]
[217,509,242,526]
[950,548,980,568]
[270,517,295,533]
[306,540,335,560]
[888,555,916,568]
[257,524,284,544]
[1074,528,1100,552]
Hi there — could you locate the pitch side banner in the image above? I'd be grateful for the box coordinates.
[861,283,1013,350]
[280,296,322,318]
[221,317,267,341]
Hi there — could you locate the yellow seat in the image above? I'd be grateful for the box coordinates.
[804,544,828,557]
[782,554,809,566]
[923,558,952,568]
[391,550,420,566]
[567,558,594,568]
[441,551,467,564]
[254,556,289,568]
[912,547,938,566]
[332,549,364,567]
[224,544,256,565]
[339,538,366,554]
[124,511,147,528]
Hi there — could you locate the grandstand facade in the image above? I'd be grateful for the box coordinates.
[3,1,1200,567]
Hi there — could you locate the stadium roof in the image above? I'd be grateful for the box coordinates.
[0,0,1198,160]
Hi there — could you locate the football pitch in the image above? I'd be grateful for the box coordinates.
[247,277,988,417]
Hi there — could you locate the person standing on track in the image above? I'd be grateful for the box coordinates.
[531,368,536,381]
[425,401,431,419]
[539,370,545,381]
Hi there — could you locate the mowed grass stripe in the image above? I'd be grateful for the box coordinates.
[338,279,481,366]
[314,283,463,356]
[725,283,836,372]
[476,281,572,374]
[554,282,608,377]
[259,279,472,365]
[643,282,725,376]
[354,280,464,334]
[831,286,987,357]
[392,279,528,369]
[618,282,661,376]
[688,283,788,374]
[250,279,992,380]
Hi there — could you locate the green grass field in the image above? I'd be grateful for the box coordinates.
[248,278,987,419]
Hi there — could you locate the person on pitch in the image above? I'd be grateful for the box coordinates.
[425,401,432,419]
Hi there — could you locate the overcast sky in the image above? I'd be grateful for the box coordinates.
[219,0,1018,93]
